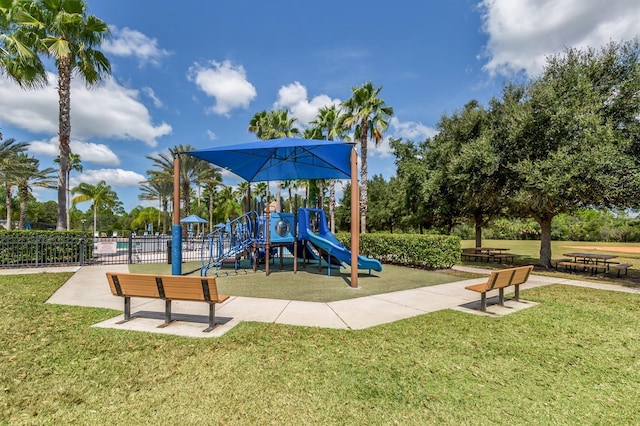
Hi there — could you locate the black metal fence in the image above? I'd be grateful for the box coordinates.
[0,233,206,268]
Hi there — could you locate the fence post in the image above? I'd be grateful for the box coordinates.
[79,237,84,265]
[128,233,133,264]
[35,233,39,267]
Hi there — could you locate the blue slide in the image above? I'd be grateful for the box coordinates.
[297,208,382,272]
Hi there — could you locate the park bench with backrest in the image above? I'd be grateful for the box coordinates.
[106,272,229,332]
[465,265,534,312]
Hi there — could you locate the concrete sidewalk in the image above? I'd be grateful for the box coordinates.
[5,264,639,338]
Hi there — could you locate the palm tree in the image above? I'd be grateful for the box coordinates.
[0,138,29,229]
[2,0,111,231]
[236,181,252,212]
[309,105,350,232]
[342,82,393,233]
[16,154,56,229]
[248,109,300,212]
[54,152,82,230]
[146,144,213,220]
[71,180,119,236]
[0,3,47,89]
[139,176,173,234]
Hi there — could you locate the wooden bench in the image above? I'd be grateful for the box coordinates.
[465,265,534,312]
[106,272,230,332]
[611,263,632,277]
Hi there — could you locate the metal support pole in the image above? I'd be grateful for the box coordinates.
[172,153,182,275]
[350,146,359,288]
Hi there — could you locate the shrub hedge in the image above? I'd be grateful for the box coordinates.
[0,230,93,266]
[336,232,460,269]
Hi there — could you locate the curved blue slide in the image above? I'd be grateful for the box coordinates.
[297,208,382,272]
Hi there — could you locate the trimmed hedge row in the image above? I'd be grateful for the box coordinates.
[0,230,93,266]
[336,232,460,269]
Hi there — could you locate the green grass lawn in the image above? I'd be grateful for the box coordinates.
[129,260,473,303]
[2,272,640,424]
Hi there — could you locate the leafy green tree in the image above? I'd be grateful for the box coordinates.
[71,180,119,235]
[342,81,393,233]
[2,0,111,230]
[497,41,640,267]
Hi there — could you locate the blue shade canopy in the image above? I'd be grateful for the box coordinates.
[180,214,208,224]
[186,137,354,182]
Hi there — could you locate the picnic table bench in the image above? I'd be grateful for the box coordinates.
[106,272,230,332]
[465,265,534,312]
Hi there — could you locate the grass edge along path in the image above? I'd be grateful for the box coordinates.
[2,273,640,424]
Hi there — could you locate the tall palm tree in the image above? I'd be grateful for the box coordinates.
[0,2,47,89]
[71,180,119,236]
[139,176,173,234]
[0,138,29,229]
[342,82,393,233]
[3,0,111,231]
[236,181,252,212]
[54,152,82,230]
[146,144,215,220]
[16,154,56,229]
[309,105,350,232]
[248,109,300,212]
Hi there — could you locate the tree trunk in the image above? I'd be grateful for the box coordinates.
[276,181,282,212]
[535,214,554,268]
[474,213,484,248]
[5,185,12,230]
[18,185,27,229]
[57,57,72,231]
[93,205,98,236]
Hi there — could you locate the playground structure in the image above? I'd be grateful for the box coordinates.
[200,208,382,277]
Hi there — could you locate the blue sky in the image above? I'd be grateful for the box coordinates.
[1,0,639,212]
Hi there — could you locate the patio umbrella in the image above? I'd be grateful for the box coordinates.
[180,214,208,224]
[185,137,353,182]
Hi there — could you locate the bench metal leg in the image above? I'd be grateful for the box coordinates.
[480,293,486,312]
[498,288,505,306]
[158,300,173,328]
[116,296,132,324]
[204,303,216,332]
[514,284,520,302]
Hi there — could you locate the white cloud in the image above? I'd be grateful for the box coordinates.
[72,168,146,187]
[479,0,640,77]
[28,137,120,166]
[188,60,257,116]
[273,81,341,127]
[370,117,437,158]
[0,73,172,147]
[103,26,171,66]
[206,130,217,141]
[142,87,164,108]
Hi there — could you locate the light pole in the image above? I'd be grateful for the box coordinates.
[81,219,86,231]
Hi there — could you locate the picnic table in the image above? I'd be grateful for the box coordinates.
[557,252,619,276]
[461,247,515,263]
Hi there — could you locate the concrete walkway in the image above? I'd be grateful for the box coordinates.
[4,264,639,338]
